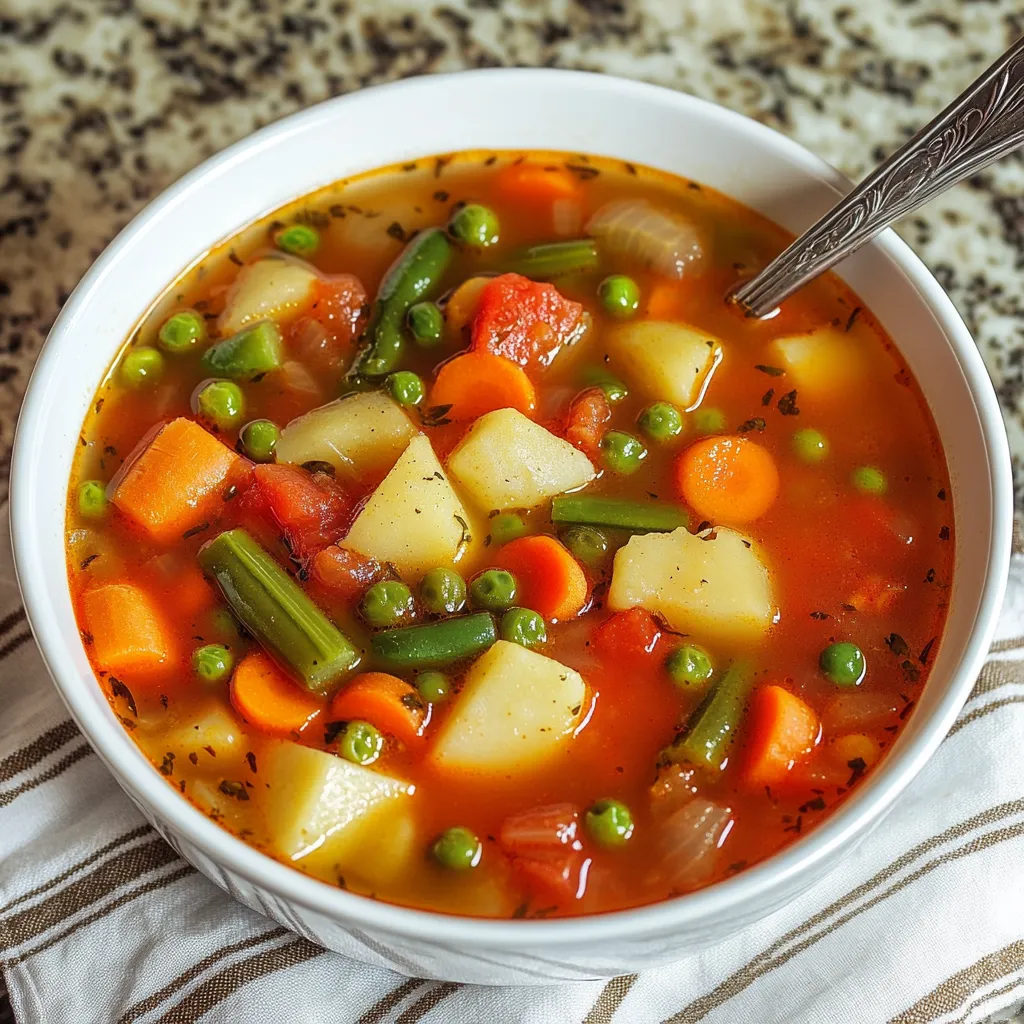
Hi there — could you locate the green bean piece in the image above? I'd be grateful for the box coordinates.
[432,826,482,870]
[852,466,887,494]
[196,380,245,430]
[666,645,713,689]
[360,581,416,629]
[275,224,320,256]
[585,799,634,847]
[692,407,727,435]
[201,321,283,381]
[371,612,497,669]
[386,370,425,407]
[792,428,829,463]
[120,347,164,388]
[668,660,753,770]
[210,607,244,640]
[419,568,467,616]
[598,275,640,319]
[470,569,517,612]
[638,402,684,443]
[601,430,647,475]
[350,228,453,380]
[509,239,599,279]
[560,525,609,567]
[580,366,628,404]
[239,419,279,462]
[338,721,384,766]
[192,643,234,684]
[407,301,444,347]
[819,642,866,687]
[158,310,207,354]
[77,480,109,520]
[551,495,688,533]
[488,512,527,547]
[198,529,360,695]
[448,204,500,248]
[416,670,450,703]
[500,607,547,648]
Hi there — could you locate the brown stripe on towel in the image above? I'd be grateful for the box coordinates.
[0,720,80,785]
[356,979,429,1024]
[0,608,26,637]
[583,974,639,1023]
[395,981,461,1024]
[0,631,30,661]
[0,743,93,808]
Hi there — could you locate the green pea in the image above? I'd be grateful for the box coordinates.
[448,204,500,248]
[360,581,416,628]
[470,569,517,612]
[407,302,444,347]
[275,224,319,256]
[120,346,164,388]
[819,641,866,687]
[77,480,108,519]
[852,466,887,494]
[192,643,234,684]
[793,428,829,463]
[419,568,467,616]
[489,512,527,547]
[581,367,628,404]
[601,430,647,475]
[692,407,726,435]
[196,380,245,430]
[240,419,280,462]
[500,607,547,648]
[665,645,713,688]
[561,525,609,567]
[416,670,450,703]
[158,310,207,353]
[638,402,684,442]
[585,799,634,847]
[432,826,482,870]
[387,370,425,408]
[598,275,640,320]
[337,720,384,765]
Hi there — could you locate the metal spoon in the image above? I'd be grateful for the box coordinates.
[733,35,1024,319]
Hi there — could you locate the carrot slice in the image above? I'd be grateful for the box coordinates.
[675,435,779,525]
[744,685,820,787]
[82,583,176,680]
[112,418,252,544]
[311,545,384,602]
[328,672,428,746]
[495,535,587,621]
[230,651,322,737]
[495,163,580,206]
[431,351,537,421]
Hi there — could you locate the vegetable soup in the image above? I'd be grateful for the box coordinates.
[67,151,953,918]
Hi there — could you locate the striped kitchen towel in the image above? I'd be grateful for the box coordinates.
[2,507,1024,1024]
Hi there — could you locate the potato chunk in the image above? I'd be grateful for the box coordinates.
[275,392,418,482]
[344,435,471,577]
[218,257,318,336]
[767,328,866,398]
[608,527,774,642]
[607,321,720,409]
[446,408,595,511]
[431,641,587,774]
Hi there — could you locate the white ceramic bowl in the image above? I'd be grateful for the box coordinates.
[11,69,1013,984]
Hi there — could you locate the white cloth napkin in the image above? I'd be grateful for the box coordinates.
[2,504,1023,1024]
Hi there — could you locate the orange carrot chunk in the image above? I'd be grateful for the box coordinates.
[675,435,779,525]
[495,163,581,206]
[112,417,252,544]
[82,582,176,679]
[229,651,322,737]
[744,684,820,787]
[328,672,428,747]
[431,350,537,421]
[496,535,587,621]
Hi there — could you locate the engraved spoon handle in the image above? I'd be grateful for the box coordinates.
[733,35,1024,318]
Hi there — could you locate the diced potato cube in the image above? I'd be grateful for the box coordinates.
[164,704,248,766]
[446,408,595,511]
[608,526,774,642]
[431,641,587,774]
[768,328,866,398]
[344,435,471,577]
[261,740,413,869]
[218,257,318,335]
[606,321,720,409]
[275,392,419,482]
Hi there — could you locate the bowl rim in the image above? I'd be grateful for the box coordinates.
[11,66,1013,948]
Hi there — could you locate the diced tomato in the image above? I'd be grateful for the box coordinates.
[288,274,368,375]
[311,545,384,601]
[593,608,664,665]
[470,273,584,370]
[510,851,589,906]
[564,387,611,456]
[499,803,580,854]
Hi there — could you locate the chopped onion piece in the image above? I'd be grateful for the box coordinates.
[553,198,583,237]
[586,199,704,279]
[652,799,733,888]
